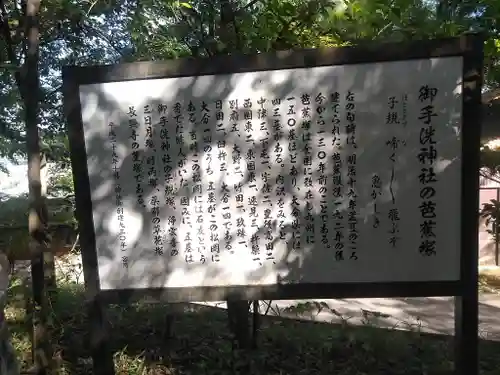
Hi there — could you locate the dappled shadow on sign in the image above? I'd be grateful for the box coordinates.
[76,53,463,301]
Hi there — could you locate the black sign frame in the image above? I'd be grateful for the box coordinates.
[63,34,483,375]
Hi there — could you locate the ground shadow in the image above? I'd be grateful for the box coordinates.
[245,296,500,340]
[5,285,500,375]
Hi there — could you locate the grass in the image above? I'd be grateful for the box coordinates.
[4,281,500,375]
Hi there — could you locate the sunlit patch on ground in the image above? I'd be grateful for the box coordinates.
[480,268,500,294]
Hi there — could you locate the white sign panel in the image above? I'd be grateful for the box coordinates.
[78,56,463,290]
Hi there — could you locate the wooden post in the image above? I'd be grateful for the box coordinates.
[454,32,483,375]
[63,65,116,375]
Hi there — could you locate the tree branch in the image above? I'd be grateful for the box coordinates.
[238,0,262,12]
[42,83,61,100]
[178,8,213,56]
[81,20,124,57]
[480,169,500,186]
[268,0,331,49]
[0,118,25,141]
[221,0,242,51]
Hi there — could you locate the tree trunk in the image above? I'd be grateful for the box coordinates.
[23,0,51,373]
[41,154,57,302]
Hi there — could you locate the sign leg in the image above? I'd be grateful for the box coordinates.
[454,294,478,375]
[89,300,115,375]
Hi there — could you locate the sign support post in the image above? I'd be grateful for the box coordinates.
[454,32,483,375]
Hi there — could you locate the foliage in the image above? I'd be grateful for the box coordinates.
[46,162,74,197]
[0,0,133,163]
[481,198,500,243]
[124,0,500,85]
